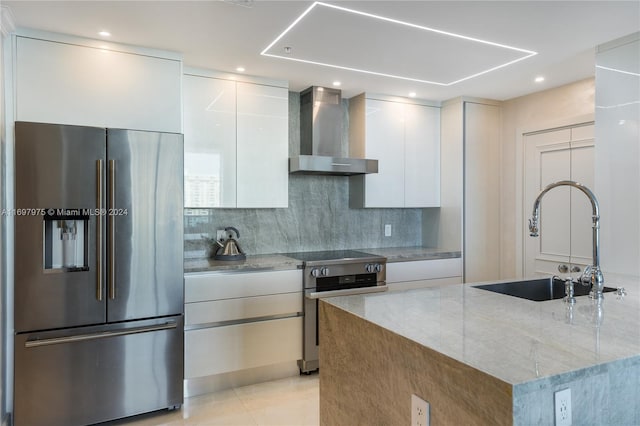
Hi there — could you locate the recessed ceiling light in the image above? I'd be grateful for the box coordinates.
[408,92,417,98]
[535,76,545,83]
[261,1,537,86]
[332,81,341,86]
[236,66,246,72]
[98,31,111,37]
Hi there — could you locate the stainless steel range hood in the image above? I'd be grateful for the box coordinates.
[289,86,378,176]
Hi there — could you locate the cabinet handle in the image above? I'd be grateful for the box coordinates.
[558,264,569,273]
[571,266,581,273]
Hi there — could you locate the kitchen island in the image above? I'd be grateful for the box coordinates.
[319,275,640,425]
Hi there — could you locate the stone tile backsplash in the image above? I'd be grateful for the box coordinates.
[185,174,423,256]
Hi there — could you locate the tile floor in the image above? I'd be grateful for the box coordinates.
[106,374,319,426]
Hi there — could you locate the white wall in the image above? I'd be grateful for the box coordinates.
[595,32,640,276]
[501,78,595,278]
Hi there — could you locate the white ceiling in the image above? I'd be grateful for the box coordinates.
[3,0,640,101]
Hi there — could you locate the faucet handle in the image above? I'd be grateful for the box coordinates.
[528,218,539,237]
[579,265,594,286]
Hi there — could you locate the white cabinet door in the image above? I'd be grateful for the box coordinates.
[16,36,181,133]
[183,75,237,208]
[236,82,289,208]
[185,317,302,379]
[350,95,441,208]
[385,258,462,291]
[404,104,440,207]
[523,124,594,278]
[363,99,405,207]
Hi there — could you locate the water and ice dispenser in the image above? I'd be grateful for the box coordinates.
[43,210,89,271]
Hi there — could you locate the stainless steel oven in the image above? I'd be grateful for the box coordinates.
[286,250,387,373]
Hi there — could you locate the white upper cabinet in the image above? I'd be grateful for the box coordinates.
[183,75,237,208]
[15,35,181,133]
[359,98,405,208]
[404,103,441,207]
[349,94,440,208]
[236,82,289,208]
[183,70,289,208]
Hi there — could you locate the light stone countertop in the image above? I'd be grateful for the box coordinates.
[184,254,301,274]
[356,246,461,262]
[323,273,640,385]
[184,246,460,273]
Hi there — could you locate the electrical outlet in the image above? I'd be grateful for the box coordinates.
[384,224,392,237]
[554,388,572,426]
[216,229,226,240]
[411,394,429,426]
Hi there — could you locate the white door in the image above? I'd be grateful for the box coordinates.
[523,124,595,278]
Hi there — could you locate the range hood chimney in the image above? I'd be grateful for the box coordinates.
[289,86,378,176]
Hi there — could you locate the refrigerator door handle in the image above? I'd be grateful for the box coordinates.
[108,159,116,300]
[24,321,178,348]
[96,160,103,301]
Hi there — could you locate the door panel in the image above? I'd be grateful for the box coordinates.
[364,99,405,207]
[523,124,595,278]
[107,129,184,321]
[183,75,237,207]
[14,316,183,426]
[570,144,595,264]
[14,122,106,332]
[539,148,571,257]
[236,82,289,208]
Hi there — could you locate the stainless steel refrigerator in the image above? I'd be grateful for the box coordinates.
[13,121,184,426]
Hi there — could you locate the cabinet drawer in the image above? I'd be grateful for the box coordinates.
[184,317,302,379]
[386,258,462,283]
[185,292,302,326]
[185,269,302,303]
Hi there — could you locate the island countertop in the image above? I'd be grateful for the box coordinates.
[323,274,640,385]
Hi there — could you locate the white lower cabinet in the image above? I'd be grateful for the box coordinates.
[185,317,302,379]
[386,258,462,291]
[184,269,302,379]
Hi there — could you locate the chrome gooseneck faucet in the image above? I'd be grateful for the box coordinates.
[528,180,605,300]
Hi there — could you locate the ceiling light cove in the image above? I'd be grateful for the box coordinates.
[261,1,537,86]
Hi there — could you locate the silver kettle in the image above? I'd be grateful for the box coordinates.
[213,227,246,261]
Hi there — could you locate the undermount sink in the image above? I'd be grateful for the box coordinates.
[474,278,617,302]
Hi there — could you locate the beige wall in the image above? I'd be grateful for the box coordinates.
[500,78,595,278]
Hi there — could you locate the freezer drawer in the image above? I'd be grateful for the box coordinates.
[14,316,184,426]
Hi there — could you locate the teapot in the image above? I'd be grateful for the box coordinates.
[209,227,246,261]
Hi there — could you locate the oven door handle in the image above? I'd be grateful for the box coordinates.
[305,285,388,299]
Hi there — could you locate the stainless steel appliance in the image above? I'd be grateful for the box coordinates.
[287,250,387,373]
[289,86,378,176]
[13,122,184,426]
